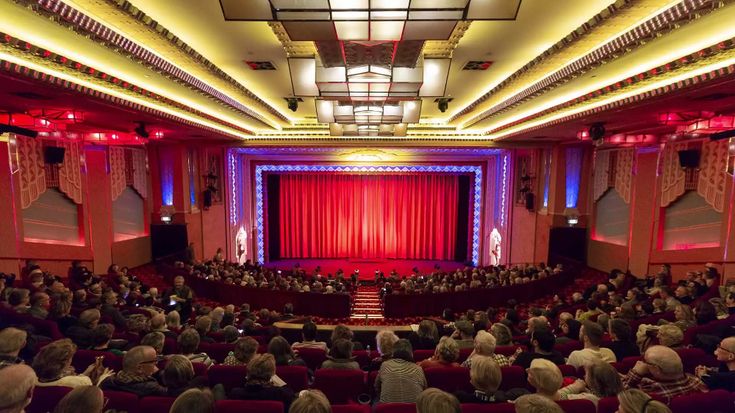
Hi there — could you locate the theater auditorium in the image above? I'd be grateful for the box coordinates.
[0,1,734,413]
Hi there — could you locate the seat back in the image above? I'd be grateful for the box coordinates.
[207,365,247,392]
[458,348,473,363]
[495,346,520,356]
[332,404,372,413]
[313,369,366,404]
[413,350,434,362]
[352,350,372,369]
[104,390,140,413]
[163,337,178,355]
[276,365,309,392]
[215,400,285,413]
[198,342,234,363]
[670,389,735,413]
[73,349,123,372]
[139,397,175,413]
[597,396,619,413]
[557,399,596,413]
[674,348,718,374]
[558,364,578,378]
[424,367,473,393]
[499,366,530,391]
[192,362,209,377]
[375,403,416,413]
[26,386,71,413]
[556,340,583,357]
[296,348,327,371]
[460,403,515,413]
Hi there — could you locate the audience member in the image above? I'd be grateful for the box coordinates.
[489,323,513,346]
[292,322,328,352]
[452,320,475,349]
[53,385,104,413]
[513,329,565,369]
[616,389,672,413]
[371,329,399,370]
[224,336,259,366]
[463,330,512,368]
[66,309,101,349]
[289,389,331,413]
[0,327,27,367]
[566,321,616,368]
[321,339,359,370]
[416,388,460,413]
[695,336,735,391]
[231,354,294,410]
[526,359,563,400]
[178,328,214,367]
[0,364,37,413]
[409,320,440,350]
[269,336,306,367]
[455,355,528,403]
[330,324,363,350]
[607,319,639,360]
[513,394,563,413]
[101,345,167,396]
[170,388,215,413]
[376,339,426,403]
[32,339,112,388]
[621,345,707,403]
[163,355,209,397]
[557,360,622,406]
[418,336,461,369]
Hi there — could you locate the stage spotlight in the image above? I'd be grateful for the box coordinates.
[286,97,299,112]
[437,98,450,113]
[588,122,606,141]
[134,122,150,139]
[0,124,38,138]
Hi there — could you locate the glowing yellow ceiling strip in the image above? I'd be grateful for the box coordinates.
[0,51,252,140]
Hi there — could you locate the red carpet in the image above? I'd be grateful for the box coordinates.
[264,259,467,281]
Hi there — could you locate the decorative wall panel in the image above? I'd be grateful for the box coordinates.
[697,140,728,213]
[110,147,127,201]
[614,148,635,204]
[17,135,46,209]
[57,140,83,205]
[660,142,689,208]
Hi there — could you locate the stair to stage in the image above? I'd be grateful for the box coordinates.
[351,285,383,319]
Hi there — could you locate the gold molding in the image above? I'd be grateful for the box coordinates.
[423,21,473,58]
[268,22,318,58]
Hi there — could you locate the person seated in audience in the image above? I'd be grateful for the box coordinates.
[27,292,50,320]
[166,310,182,333]
[658,286,680,311]
[221,325,239,344]
[489,322,513,346]
[616,389,672,413]
[655,324,685,350]
[726,292,735,315]
[269,336,306,367]
[170,388,215,413]
[376,339,426,403]
[418,336,461,369]
[230,354,294,410]
[557,360,622,407]
[0,327,27,367]
[209,307,225,333]
[513,329,565,369]
[32,339,112,388]
[178,328,214,367]
[53,385,105,413]
[452,320,475,349]
[0,364,37,413]
[49,292,77,334]
[555,318,581,345]
[513,393,563,413]
[90,323,123,356]
[320,338,359,370]
[370,329,399,370]
[66,308,101,349]
[674,285,694,305]
[416,388,461,413]
[607,318,639,360]
[526,358,563,401]
[289,390,330,413]
[163,355,210,397]
[224,336,259,366]
[409,319,440,350]
[330,324,363,350]
[575,299,602,322]
[7,288,31,313]
[695,336,735,391]
[658,304,695,333]
[622,345,707,403]
[291,321,328,352]
[163,276,194,322]
[455,355,528,403]
[463,330,513,368]
[101,345,167,396]
[140,331,165,358]
[194,315,215,343]
[566,321,616,368]
[150,313,177,340]
[694,301,718,326]
[100,291,127,328]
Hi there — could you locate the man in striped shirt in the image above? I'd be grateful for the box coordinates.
[621,345,708,403]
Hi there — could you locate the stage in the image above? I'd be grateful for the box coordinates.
[263,258,468,281]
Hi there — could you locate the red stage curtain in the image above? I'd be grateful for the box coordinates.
[277,173,460,260]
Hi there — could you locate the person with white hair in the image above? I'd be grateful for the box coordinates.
[0,327,27,368]
[462,330,512,368]
[621,345,707,403]
[0,364,37,413]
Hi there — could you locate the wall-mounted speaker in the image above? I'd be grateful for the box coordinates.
[525,192,535,211]
[203,189,212,208]
[678,149,700,168]
[44,146,65,164]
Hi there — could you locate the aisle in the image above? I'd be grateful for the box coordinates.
[350,285,384,320]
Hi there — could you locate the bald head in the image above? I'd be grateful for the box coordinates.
[123,345,157,373]
[0,364,37,413]
[721,337,735,352]
[645,345,683,377]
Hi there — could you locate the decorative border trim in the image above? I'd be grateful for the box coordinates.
[252,164,483,265]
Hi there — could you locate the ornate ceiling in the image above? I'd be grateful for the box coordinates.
[1,0,735,144]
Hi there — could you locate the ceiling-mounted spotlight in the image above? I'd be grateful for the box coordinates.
[436,98,453,113]
[134,121,149,139]
[285,97,300,112]
[588,122,606,141]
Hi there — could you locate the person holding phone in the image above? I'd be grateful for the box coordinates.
[163,276,193,321]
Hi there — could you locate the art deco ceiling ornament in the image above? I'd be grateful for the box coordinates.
[221,0,521,42]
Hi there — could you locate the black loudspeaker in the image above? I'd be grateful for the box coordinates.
[525,192,535,211]
[678,149,700,168]
[203,189,212,208]
[151,224,188,259]
[548,227,587,264]
[44,146,65,164]
[588,123,606,141]
[710,129,735,141]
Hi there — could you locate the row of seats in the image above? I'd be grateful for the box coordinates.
[26,386,735,413]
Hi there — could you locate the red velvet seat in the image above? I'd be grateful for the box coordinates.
[673,348,718,374]
[461,403,515,413]
[367,370,380,397]
[192,362,209,377]
[139,396,175,413]
[276,365,309,392]
[558,364,578,378]
[557,399,596,413]
[333,404,372,413]
[163,337,178,355]
[683,315,735,345]
[495,346,520,356]
[208,365,247,392]
[296,348,327,371]
[104,390,140,413]
[459,348,473,363]
[198,342,234,363]
[670,389,734,413]
[375,402,416,413]
[215,400,284,413]
[72,349,123,372]
[313,368,366,404]
[413,350,434,362]
[611,361,630,374]
[556,340,583,357]
[25,386,71,413]
[499,366,530,391]
[597,396,619,413]
[352,350,372,369]
[424,367,473,393]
